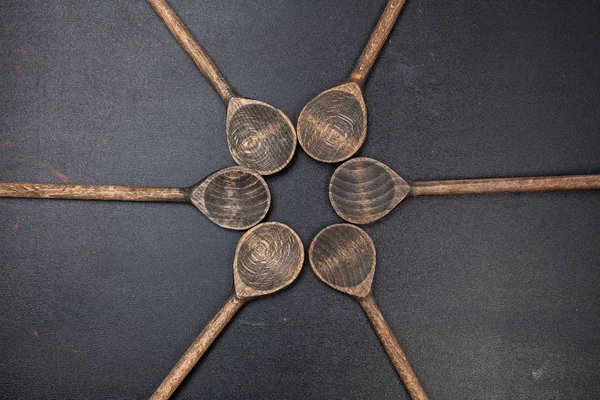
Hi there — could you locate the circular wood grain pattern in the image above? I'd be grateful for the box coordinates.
[309,224,375,296]
[329,157,410,224]
[189,167,270,230]
[227,99,297,176]
[297,83,366,163]
[234,222,304,298]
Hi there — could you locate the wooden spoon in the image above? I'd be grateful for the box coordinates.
[309,224,428,400]
[147,0,297,175]
[150,222,304,400]
[330,157,600,224]
[0,166,269,230]
[297,0,407,163]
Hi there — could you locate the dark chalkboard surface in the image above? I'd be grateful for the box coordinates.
[1,1,599,398]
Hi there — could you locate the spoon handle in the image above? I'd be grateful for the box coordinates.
[359,293,429,400]
[150,295,246,400]
[410,175,600,197]
[147,0,237,104]
[348,0,407,88]
[0,182,188,202]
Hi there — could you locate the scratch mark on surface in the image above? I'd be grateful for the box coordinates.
[0,140,14,148]
[64,347,81,353]
[26,159,71,182]
[32,330,40,339]
[51,170,69,182]
[13,48,27,56]
[240,320,265,327]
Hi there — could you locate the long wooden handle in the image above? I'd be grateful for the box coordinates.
[147,0,237,104]
[348,0,407,87]
[0,182,188,202]
[150,295,246,400]
[358,293,429,400]
[409,174,600,197]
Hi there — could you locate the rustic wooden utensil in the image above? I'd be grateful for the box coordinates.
[147,0,297,175]
[297,0,407,163]
[309,224,428,400]
[330,157,600,224]
[150,222,304,400]
[0,166,270,230]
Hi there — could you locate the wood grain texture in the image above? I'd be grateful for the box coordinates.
[297,82,366,163]
[0,182,187,202]
[226,97,297,175]
[349,0,407,87]
[147,0,236,103]
[359,293,429,400]
[330,157,600,224]
[329,157,410,224]
[234,222,305,299]
[149,295,246,400]
[0,166,270,230]
[150,222,304,399]
[147,0,298,175]
[309,224,375,298]
[309,224,429,399]
[297,0,408,163]
[410,175,600,196]
[190,166,271,230]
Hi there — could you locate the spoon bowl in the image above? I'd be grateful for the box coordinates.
[329,157,410,224]
[226,98,297,175]
[234,222,305,299]
[189,166,271,230]
[297,82,366,163]
[309,223,375,298]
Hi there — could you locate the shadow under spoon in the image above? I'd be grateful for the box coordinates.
[147,0,297,175]
[330,157,600,224]
[297,0,408,163]
[309,224,429,400]
[0,166,270,230]
[150,222,304,400]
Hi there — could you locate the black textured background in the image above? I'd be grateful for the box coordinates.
[1,1,599,399]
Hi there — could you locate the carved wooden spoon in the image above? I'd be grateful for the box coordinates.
[330,157,600,224]
[150,222,304,400]
[310,224,428,400]
[0,166,269,230]
[147,0,296,175]
[297,0,407,163]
